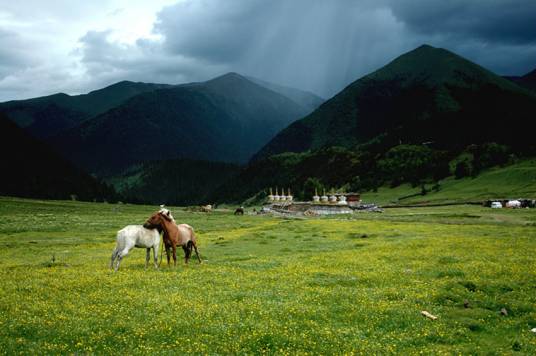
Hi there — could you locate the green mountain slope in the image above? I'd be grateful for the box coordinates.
[362,159,536,205]
[209,142,536,205]
[253,45,536,161]
[0,112,115,201]
[209,147,366,203]
[53,73,308,175]
[0,81,170,138]
[106,159,241,205]
[245,76,324,113]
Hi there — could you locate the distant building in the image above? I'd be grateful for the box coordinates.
[265,188,362,215]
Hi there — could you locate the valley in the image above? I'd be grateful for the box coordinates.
[1,45,535,208]
[0,197,534,354]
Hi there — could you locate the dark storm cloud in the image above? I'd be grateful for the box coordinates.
[385,0,536,76]
[155,0,275,62]
[389,0,536,45]
[76,28,227,91]
[1,0,535,101]
[152,0,412,97]
[149,0,536,97]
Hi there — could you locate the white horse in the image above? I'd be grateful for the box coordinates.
[110,225,160,271]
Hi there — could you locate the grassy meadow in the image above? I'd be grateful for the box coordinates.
[0,196,535,354]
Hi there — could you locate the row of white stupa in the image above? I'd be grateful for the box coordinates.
[267,188,348,205]
[267,188,294,202]
[312,188,348,205]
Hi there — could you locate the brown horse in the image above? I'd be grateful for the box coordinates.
[143,211,201,266]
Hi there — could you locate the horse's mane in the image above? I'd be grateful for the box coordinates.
[159,211,172,222]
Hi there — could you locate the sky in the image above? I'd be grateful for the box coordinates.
[1,0,535,101]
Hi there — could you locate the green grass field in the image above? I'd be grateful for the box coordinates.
[0,196,535,354]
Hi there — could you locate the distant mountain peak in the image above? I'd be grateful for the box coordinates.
[87,80,167,94]
[220,71,243,78]
[387,44,458,66]
[414,43,435,50]
[363,42,513,89]
[408,44,455,57]
[102,80,137,88]
[207,72,250,84]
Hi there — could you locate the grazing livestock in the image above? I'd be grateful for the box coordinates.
[506,200,521,208]
[144,211,201,266]
[110,225,160,271]
[234,207,244,215]
[200,204,212,213]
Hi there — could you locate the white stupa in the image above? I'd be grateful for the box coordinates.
[287,188,293,202]
[329,192,337,203]
[280,188,287,201]
[337,195,348,205]
[313,188,320,203]
[320,189,328,203]
[268,187,274,202]
[273,187,280,201]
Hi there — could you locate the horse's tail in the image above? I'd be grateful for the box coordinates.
[186,240,194,251]
[111,229,123,269]
[187,237,202,263]
[114,228,127,250]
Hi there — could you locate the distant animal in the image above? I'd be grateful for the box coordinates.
[506,200,521,208]
[200,204,212,213]
[234,207,244,215]
[110,225,160,271]
[144,211,201,266]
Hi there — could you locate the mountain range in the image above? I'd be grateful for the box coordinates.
[50,73,320,174]
[0,81,171,139]
[212,45,536,203]
[1,44,535,204]
[253,45,536,161]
